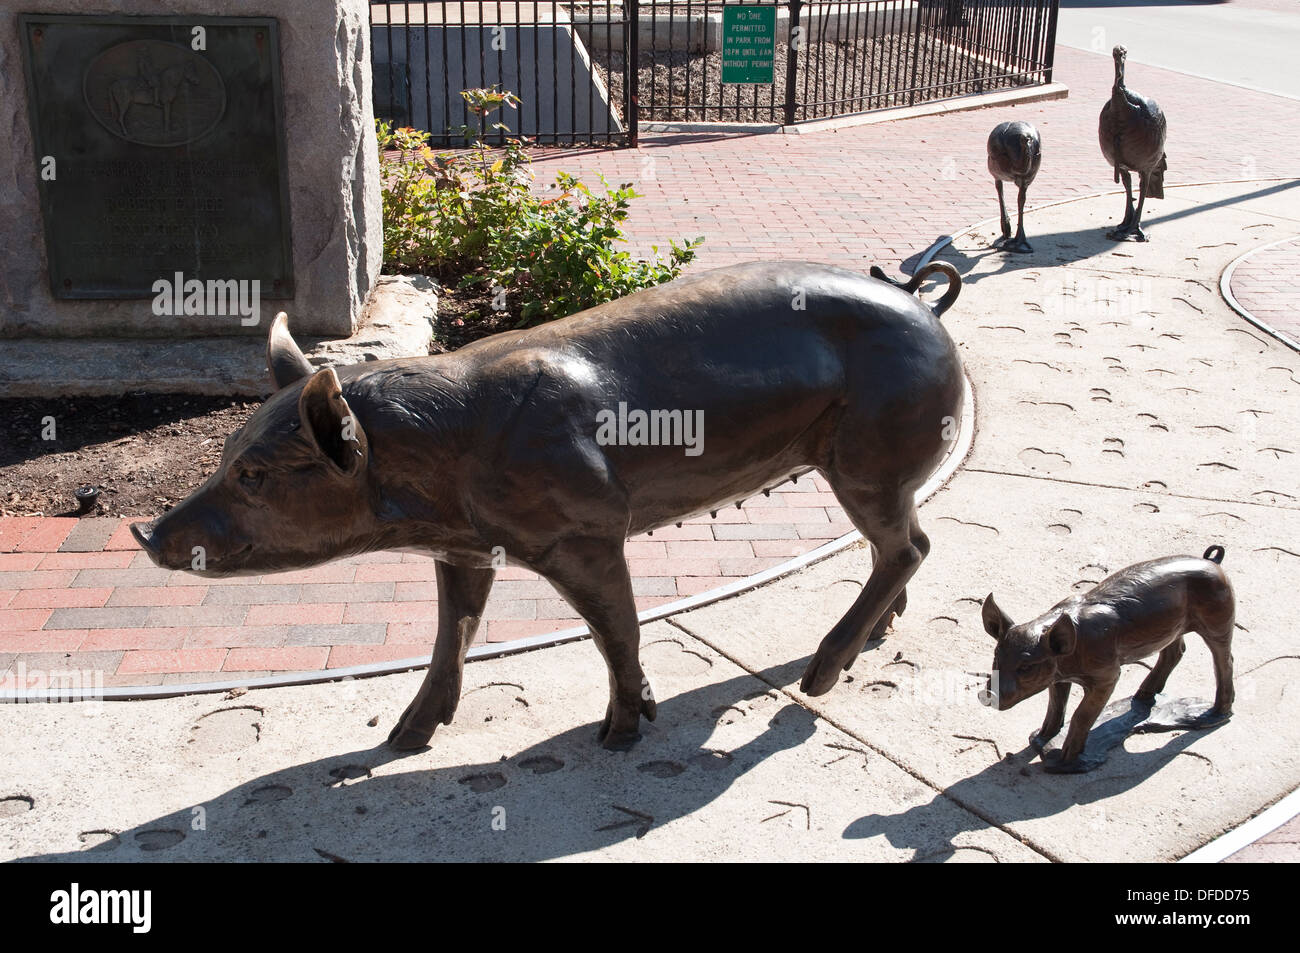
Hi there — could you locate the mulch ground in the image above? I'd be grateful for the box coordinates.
[594,25,1030,125]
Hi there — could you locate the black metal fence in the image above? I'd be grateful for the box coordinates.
[370,1,635,146]
[370,0,1058,145]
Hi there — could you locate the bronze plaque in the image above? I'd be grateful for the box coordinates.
[20,15,293,300]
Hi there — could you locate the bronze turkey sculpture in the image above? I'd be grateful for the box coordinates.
[1099,45,1167,242]
[987,120,1042,253]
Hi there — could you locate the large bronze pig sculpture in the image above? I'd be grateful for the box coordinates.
[133,261,965,750]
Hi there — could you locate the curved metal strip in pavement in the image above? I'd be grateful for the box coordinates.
[1220,235,1300,354]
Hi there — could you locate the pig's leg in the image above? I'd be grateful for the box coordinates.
[388,562,495,750]
[1032,682,1070,749]
[1050,676,1118,771]
[865,543,908,642]
[801,489,928,696]
[1135,636,1185,704]
[539,538,656,750]
[1201,624,1235,718]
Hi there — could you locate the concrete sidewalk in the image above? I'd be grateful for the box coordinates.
[2,183,1296,862]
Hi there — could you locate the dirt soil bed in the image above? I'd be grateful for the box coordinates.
[0,294,510,518]
[0,395,258,518]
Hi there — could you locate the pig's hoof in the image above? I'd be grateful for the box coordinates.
[600,729,642,751]
[799,652,843,697]
[1029,732,1056,754]
[598,704,644,750]
[387,724,435,751]
[1043,759,1090,775]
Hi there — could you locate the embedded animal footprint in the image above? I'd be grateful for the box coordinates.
[458,682,529,724]
[691,750,735,771]
[1018,448,1070,473]
[78,830,120,851]
[135,829,185,852]
[637,760,686,779]
[519,755,564,775]
[459,772,507,794]
[245,784,293,805]
[327,765,372,786]
[641,638,712,676]
[860,680,898,699]
[0,795,34,817]
[188,706,263,757]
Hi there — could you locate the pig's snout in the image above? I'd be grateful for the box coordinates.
[131,518,190,571]
[130,520,158,556]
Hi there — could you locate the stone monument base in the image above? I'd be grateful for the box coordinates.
[0,276,435,398]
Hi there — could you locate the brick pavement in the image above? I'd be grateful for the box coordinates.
[1229,236,1300,346]
[0,474,852,686]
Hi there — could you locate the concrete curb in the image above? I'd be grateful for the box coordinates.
[1220,235,1300,354]
[641,82,1069,136]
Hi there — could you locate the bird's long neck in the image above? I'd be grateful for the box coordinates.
[1111,62,1128,109]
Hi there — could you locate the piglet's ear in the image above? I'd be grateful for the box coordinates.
[298,367,367,475]
[1046,614,1078,656]
[982,593,1013,641]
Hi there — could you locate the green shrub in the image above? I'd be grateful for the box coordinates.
[376,90,702,328]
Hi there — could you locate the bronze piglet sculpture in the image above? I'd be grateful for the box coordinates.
[132,261,965,751]
[980,546,1234,772]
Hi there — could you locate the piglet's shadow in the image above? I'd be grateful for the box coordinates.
[1034,693,1227,774]
[846,699,1228,860]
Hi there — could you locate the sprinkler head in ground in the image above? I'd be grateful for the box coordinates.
[74,485,100,514]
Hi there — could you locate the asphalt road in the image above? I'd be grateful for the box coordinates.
[1056,1,1300,99]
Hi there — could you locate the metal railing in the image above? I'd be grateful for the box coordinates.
[370,1,635,145]
[370,1,1058,145]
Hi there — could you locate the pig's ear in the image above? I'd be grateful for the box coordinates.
[267,312,315,391]
[298,367,368,475]
[982,593,1013,641]
[1046,614,1078,656]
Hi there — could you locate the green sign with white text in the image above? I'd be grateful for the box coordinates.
[721,6,776,85]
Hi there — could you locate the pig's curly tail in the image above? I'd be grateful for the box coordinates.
[870,262,962,318]
[1203,545,1226,564]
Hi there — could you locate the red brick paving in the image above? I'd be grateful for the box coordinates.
[3,44,1299,689]
[0,473,847,685]
[1229,237,1300,346]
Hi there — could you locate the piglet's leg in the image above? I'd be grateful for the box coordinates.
[1135,636,1185,704]
[539,537,656,750]
[1049,676,1118,772]
[1032,682,1070,749]
[389,562,495,750]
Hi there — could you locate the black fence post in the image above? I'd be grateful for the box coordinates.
[1043,0,1060,84]
[784,0,802,126]
[628,0,640,145]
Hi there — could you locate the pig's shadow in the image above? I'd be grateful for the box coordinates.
[21,661,850,863]
[846,714,1226,859]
